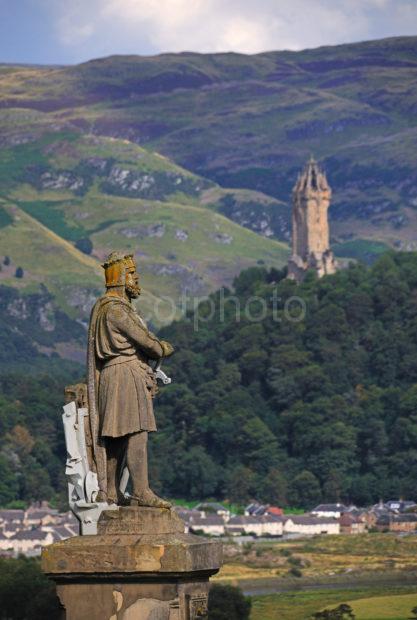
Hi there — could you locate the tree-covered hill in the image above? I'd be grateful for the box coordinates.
[153,252,417,507]
[2,253,417,508]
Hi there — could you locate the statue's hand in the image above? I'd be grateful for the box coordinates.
[161,340,175,357]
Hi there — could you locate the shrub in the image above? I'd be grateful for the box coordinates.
[208,584,251,620]
[288,567,303,577]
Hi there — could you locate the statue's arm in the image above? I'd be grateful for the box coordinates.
[108,305,174,359]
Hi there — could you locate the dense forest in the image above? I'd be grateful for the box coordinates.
[155,252,417,507]
[2,252,417,508]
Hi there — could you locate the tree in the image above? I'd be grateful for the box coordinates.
[0,455,19,506]
[288,470,321,509]
[171,446,219,499]
[75,237,93,255]
[259,468,287,506]
[208,584,251,620]
[409,605,417,619]
[312,604,355,619]
[0,557,62,620]
[225,466,256,504]
[14,266,24,278]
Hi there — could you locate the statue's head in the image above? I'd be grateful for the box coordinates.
[102,252,141,299]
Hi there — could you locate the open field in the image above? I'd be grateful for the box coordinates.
[213,534,417,619]
[215,533,417,585]
[250,586,417,620]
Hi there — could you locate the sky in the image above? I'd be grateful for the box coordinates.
[1,0,417,65]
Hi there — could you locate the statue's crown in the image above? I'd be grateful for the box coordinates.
[102,252,136,287]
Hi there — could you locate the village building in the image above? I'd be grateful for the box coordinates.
[189,516,225,536]
[226,515,284,537]
[288,158,337,282]
[8,529,54,556]
[339,513,366,535]
[311,503,348,519]
[2,522,23,538]
[284,516,340,536]
[42,524,78,540]
[244,503,283,517]
[267,506,284,517]
[389,514,417,532]
[0,510,24,525]
[385,500,417,513]
[194,503,231,520]
[0,532,13,553]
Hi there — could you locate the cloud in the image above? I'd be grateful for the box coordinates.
[48,0,417,59]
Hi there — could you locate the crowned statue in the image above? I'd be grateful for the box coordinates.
[86,251,174,508]
[44,251,221,619]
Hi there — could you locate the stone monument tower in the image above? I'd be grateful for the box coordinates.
[288,158,337,282]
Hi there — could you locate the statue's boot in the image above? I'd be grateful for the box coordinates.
[127,431,171,509]
[96,490,108,503]
[96,490,120,505]
[129,488,171,509]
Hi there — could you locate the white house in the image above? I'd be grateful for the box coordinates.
[226,515,284,537]
[9,529,54,555]
[0,532,13,552]
[0,510,24,525]
[25,508,60,527]
[189,516,225,536]
[284,516,340,536]
[2,522,23,538]
[194,503,231,520]
[41,524,77,540]
[311,503,348,519]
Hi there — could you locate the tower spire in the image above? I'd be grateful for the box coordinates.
[287,158,337,282]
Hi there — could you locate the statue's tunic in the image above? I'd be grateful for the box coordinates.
[91,295,164,438]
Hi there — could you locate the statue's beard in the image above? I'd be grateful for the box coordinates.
[126,282,141,299]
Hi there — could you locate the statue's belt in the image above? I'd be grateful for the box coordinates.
[102,356,151,373]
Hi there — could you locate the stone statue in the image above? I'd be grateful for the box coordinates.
[87,251,174,508]
[45,251,222,618]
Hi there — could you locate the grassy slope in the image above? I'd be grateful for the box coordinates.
[348,592,417,620]
[0,132,288,329]
[1,37,416,339]
[216,533,417,583]
[1,37,417,255]
[225,533,417,619]
[251,586,417,620]
[0,199,174,324]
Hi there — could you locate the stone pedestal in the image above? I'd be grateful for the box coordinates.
[41,507,222,620]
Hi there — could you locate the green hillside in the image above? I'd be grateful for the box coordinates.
[1,36,416,252]
[0,130,288,353]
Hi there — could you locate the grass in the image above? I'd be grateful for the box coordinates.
[0,205,13,229]
[215,533,417,585]
[0,129,289,326]
[5,183,289,309]
[348,592,417,619]
[0,200,167,322]
[16,199,85,241]
[333,239,391,265]
[1,39,416,250]
[250,586,417,620]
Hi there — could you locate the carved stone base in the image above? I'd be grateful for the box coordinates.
[41,507,222,620]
